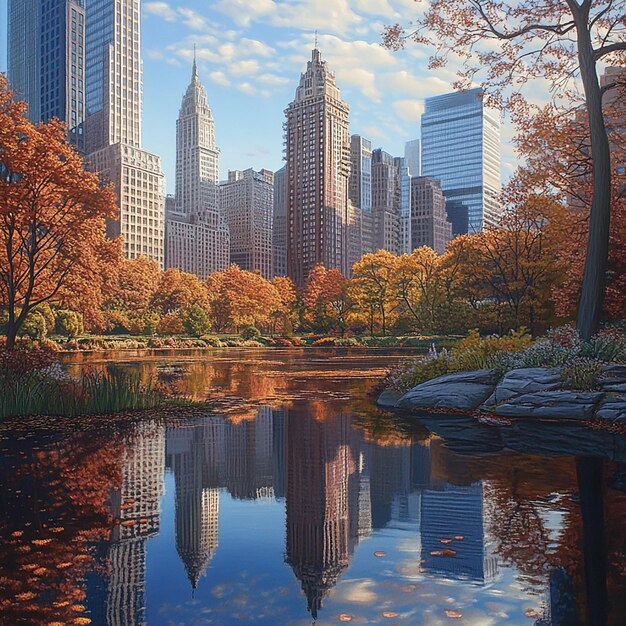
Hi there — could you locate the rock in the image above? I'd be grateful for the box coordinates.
[376,389,404,409]
[601,364,626,383]
[397,369,500,412]
[596,393,626,422]
[494,391,604,420]
[483,368,562,407]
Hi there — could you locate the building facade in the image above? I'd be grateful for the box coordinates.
[285,48,351,287]
[221,168,274,279]
[371,149,402,255]
[166,59,230,278]
[84,0,165,266]
[394,156,411,254]
[421,88,501,235]
[7,0,86,149]
[404,139,421,177]
[410,176,452,254]
[272,166,288,277]
[348,135,373,256]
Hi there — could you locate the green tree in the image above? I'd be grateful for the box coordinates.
[182,304,212,338]
[56,310,84,340]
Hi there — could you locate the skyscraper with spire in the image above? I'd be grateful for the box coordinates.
[284,48,351,287]
[166,55,230,278]
[84,0,165,266]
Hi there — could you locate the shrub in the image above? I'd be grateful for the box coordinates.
[199,335,223,347]
[103,310,131,335]
[241,325,260,340]
[182,304,212,337]
[560,357,604,391]
[20,310,48,341]
[313,337,336,346]
[578,328,626,362]
[334,337,361,347]
[56,310,84,339]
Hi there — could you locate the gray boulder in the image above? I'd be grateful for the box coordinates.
[600,364,626,392]
[494,391,604,420]
[397,369,500,412]
[376,389,404,409]
[483,367,562,407]
[596,393,626,422]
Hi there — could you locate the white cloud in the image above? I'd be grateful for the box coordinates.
[237,82,258,96]
[209,71,231,88]
[393,99,424,122]
[230,60,261,76]
[144,1,177,21]
[335,67,380,102]
[257,73,291,87]
[214,0,277,27]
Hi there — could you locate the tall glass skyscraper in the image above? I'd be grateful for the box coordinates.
[7,0,86,149]
[421,88,501,235]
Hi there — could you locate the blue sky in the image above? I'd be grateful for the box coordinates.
[1,0,519,194]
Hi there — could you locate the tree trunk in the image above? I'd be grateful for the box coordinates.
[5,322,17,350]
[574,18,612,341]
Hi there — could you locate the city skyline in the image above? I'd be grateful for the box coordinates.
[0,0,521,195]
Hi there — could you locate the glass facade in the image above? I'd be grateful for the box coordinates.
[84,0,113,118]
[8,0,85,149]
[421,88,501,235]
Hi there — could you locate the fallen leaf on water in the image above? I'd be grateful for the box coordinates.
[338,614,353,622]
[374,551,386,557]
[53,601,70,608]
[440,538,453,544]
[15,592,36,601]
[383,611,399,618]
[72,619,91,625]
[524,609,541,618]
[50,527,65,533]
[11,530,23,538]
[444,609,463,619]
[430,549,457,557]
[57,562,72,569]
[32,538,52,546]
[399,585,417,593]
[33,567,47,576]
[71,604,86,612]
[454,536,464,541]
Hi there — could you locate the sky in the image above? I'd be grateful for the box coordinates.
[0,0,520,195]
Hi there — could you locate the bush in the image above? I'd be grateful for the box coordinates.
[20,311,48,341]
[199,335,223,347]
[56,310,84,339]
[384,355,451,392]
[560,357,604,391]
[241,325,260,340]
[578,328,626,362]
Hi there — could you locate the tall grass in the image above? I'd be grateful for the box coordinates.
[0,368,165,419]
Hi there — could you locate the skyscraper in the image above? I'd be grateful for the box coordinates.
[394,156,412,254]
[221,168,274,279]
[272,166,288,277]
[84,0,165,267]
[7,0,86,149]
[166,59,230,278]
[421,88,501,235]
[349,135,373,255]
[371,149,402,254]
[410,176,452,254]
[404,139,421,177]
[285,48,351,287]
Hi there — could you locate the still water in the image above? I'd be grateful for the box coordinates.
[1,349,625,625]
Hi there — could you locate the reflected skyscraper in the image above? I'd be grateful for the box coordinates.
[420,480,498,584]
[166,418,225,589]
[285,409,358,618]
[90,421,165,626]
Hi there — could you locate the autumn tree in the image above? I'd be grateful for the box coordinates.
[384,0,626,340]
[303,265,353,336]
[271,275,298,335]
[0,76,118,348]
[350,250,398,336]
[151,268,209,315]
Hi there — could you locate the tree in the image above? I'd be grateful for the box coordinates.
[55,309,84,340]
[350,251,398,336]
[0,76,118,348]
[384,0,626,339]
[182,303,212,337]
[303,265,353,336]
[151,268,209,314]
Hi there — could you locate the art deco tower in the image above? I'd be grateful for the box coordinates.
[166,58,230,277]
[285,49,351,286]
[84,0,165,267]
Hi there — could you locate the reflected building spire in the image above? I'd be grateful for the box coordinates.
[285,409,357,619]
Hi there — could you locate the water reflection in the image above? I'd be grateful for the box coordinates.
[2,351,626,625]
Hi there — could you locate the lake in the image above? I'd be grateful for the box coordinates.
[1,348,624,625]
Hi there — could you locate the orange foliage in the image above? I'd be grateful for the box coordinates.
[0,76,118,346]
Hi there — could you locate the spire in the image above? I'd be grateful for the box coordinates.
[192,44,198,81]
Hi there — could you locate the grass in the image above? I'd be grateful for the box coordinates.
[0,368,165,419]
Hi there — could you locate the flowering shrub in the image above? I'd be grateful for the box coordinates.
[312,337,337,346]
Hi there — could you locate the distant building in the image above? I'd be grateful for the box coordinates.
[347,201,363,272]
[410,176,452,254]
[349,135,373,257]
[371,149,401,254]
[84,0,165,266]
[421,88,501,235]
[221,168,274,279]
[7,0,86,149]
[404,139,421,177]
[273,167,288,277]
[166,59,229,277]
[395,156,412,254]
[285,48,351,286]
